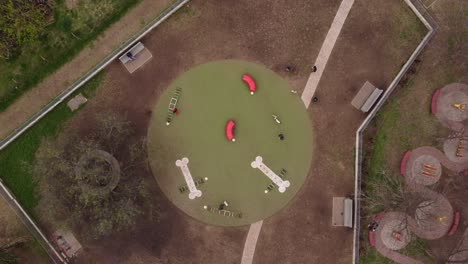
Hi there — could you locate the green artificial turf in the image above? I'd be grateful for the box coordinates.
[147,60,313,226]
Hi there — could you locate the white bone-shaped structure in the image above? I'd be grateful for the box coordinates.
[175,158,202,199]
[251,156,290,193]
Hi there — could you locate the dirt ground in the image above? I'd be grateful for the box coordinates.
[362,0,468,263]
[254,0,425,263]
[0,0,172,141]
[31,0,424,263]
[0,197,49,263]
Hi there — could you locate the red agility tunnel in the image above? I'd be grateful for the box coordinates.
[242,74,257,95]
[225,120,236,142]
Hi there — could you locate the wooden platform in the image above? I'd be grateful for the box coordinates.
[67,93,87,111]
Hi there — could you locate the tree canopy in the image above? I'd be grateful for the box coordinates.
[34,113,151,239]
[0,0,47,59]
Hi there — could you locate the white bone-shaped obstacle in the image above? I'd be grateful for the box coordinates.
[175,158,202,199]
[251,156,290,193]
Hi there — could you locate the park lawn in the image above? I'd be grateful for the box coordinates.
[0,74,103,210]
[148,60,313,226]
[0,0,139,111]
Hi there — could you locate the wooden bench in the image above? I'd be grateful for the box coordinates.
[119,42,153,73]
[119,42,145,64]
[332,197,353,228]
[351,81,383,113]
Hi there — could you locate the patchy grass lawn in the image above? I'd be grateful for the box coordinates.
[359,247,393,264]
[0,0,139,111]
[360,1,468,261]
[0,73,103,210]
[359,75,445,263]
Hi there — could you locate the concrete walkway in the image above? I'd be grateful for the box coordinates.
[301,0,355,108]
[241,221,263,264]
[240,1,355,262]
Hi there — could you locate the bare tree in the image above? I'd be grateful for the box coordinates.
[363,171,445,242]
[445,235,468,264]
[33,113,152,239]
[0,237,30,264]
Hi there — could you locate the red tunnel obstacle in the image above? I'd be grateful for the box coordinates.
[431,89,441,115]
[242,74,257,95]
[225,120,236,142]
[400,151,412,176]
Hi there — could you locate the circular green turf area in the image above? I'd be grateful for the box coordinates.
[147,60,313,226]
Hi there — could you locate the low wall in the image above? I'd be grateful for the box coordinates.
[352,0,437,263]
[0,1,190,263]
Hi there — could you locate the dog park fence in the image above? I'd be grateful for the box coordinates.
[352,0,437,263]
[0,0,190,263]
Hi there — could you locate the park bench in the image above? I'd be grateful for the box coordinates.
[332,197,353,228]
[351,81,383,113]
[119,41,153,73]
[119,42,145,64]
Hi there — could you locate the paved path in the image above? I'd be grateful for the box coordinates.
[240,1,356,262]
[241,221,264,264]
[301,0,355,108]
